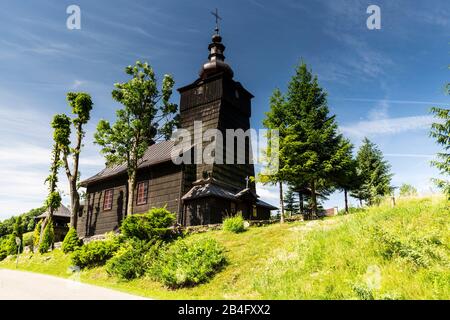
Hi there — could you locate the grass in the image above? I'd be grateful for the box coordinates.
[1,196,449,299]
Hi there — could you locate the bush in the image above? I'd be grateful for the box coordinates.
[106,239,161,280]
[0,236,11,261]
[62,227,83,253]
[121,207,176,241]
[223,215,245,233]
[39,220,54,254]
[33,220,42,250]
[71,235,121,269]
[23,232,34,250]
[149,237,226,288]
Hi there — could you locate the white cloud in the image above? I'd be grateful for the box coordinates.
[341,115,434,138]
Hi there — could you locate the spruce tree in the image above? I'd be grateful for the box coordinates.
[279,62,351,216]
[351,138,392,206]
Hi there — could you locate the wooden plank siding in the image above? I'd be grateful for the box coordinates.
[77,162,183,237]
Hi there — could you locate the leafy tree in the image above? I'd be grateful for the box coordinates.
[12,216,23,253]
[351,138,392,206]
[430,104,450,198]
[399,183,418,197]
[95,61,179,216]
[39,115,69,248]
[58,93,94,230]
[277,62,351,216]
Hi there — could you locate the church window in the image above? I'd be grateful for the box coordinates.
[195,86,204,95]
[103,189,114,211]
[137,181,149,205]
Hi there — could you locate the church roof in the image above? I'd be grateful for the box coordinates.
[182,182,278,210]
[36,204,71,219]
[80,140,175,187]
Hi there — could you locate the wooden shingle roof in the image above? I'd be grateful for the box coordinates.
[80,140,175,187]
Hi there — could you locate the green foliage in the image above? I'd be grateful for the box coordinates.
[262,62,353,214]
[33,220,42,250]
[66,92,93,126]
[95,61,179,215]
[0,207,44,238]
[223,215,245,233]
[71,236,121,269]
[399,183,418,197]
[23,232,34,249]
[351,138,392,205]
[284,188,299,215]
[106,239,161,280]
[12,216,23,253]
[430,105,450,198]
[62,227,83,253]
[121,207,176,241]
[39,220,54,254]
[149,237,226,288]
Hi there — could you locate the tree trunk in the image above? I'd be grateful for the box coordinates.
[344,189,349,214]
[39,147,59,246]
[70,177,79,229]
[311,179,317,219]
[359,198,363,207]
[127,169,137,217]
[279,182,285,224]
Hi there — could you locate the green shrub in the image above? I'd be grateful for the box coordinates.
[0,236,10,261]
[33,220,42,250]
[23,232,34,250]
[121,207,176,241]
[71,235,121,269]
[106,239,161,280]
[149,237,226,288]
[223,215,245,233]
[39,220,54,254]
[62,227,83,253]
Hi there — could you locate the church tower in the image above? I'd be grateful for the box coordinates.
[177,16,276,226]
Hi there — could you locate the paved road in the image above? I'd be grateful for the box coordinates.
[0,269,147,300]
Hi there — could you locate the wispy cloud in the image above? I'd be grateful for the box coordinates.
[341,114,434,138]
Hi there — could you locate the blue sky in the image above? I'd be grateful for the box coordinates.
[0,0,449,219]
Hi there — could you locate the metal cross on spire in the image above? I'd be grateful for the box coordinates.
[211,8,222,34]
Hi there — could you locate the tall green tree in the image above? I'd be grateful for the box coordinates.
[334,138,360,213]
[430,90,450,198]
[278,62,351,216]
[59,93,94,229]
[39,114,70,248]
[261,88,288,222]
[95,61,179,216]
[284,187,299,216]
[351,138,392,206]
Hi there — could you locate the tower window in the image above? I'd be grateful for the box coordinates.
[103,189,114,211]
[137,181,149,205]
[235,89,240,99]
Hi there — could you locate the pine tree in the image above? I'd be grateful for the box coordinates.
[279,62,351,216]
[351,138,392,206]
[284,187,299,216]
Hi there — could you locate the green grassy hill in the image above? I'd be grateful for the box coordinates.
[1,196,449,300]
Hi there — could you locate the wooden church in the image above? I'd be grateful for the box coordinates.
[76,24,277,237]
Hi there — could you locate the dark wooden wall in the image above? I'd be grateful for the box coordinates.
[77,162,183,237]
